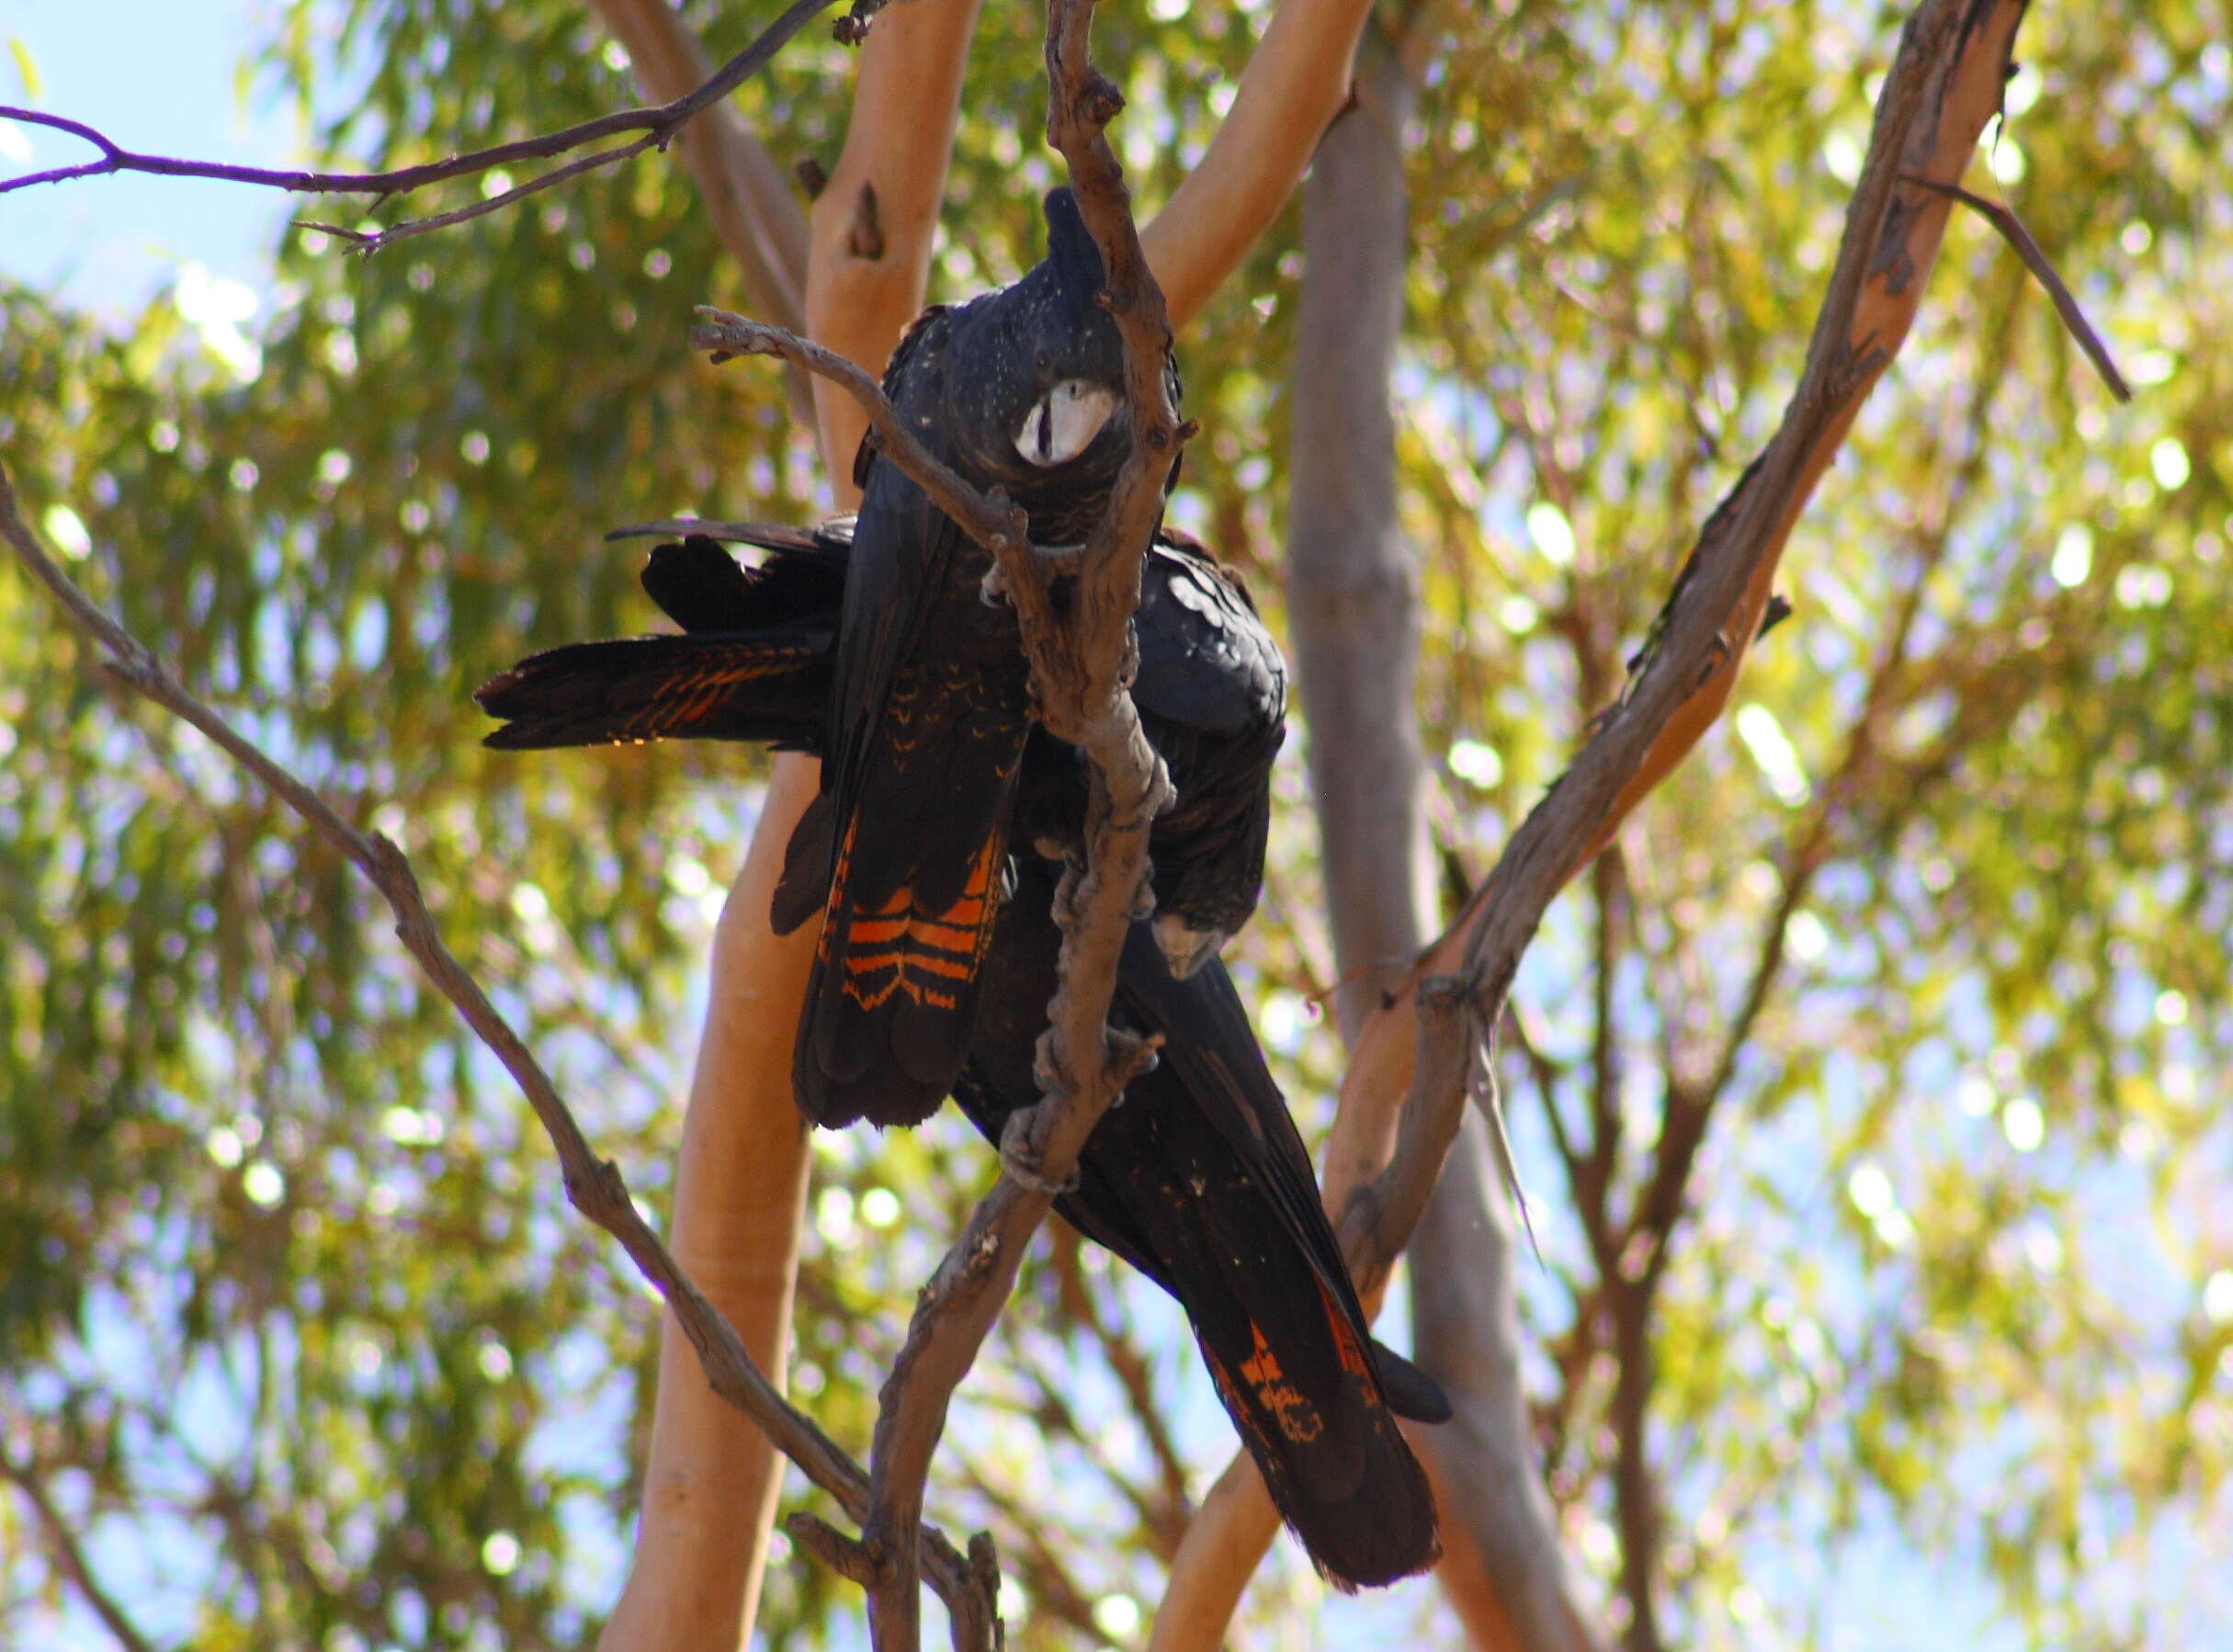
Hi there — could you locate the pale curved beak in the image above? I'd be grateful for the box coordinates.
[1014,379,1119,468]
[1153,911,1227,979]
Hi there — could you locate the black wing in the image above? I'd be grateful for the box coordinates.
[788,303,1037,1126]
[1132,531,1286,736]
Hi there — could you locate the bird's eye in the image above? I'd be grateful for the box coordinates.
[1013,379,1118,468]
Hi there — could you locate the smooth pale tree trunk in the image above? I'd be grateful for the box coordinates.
[1287,33,1435,1030]
[1285,25,1606,1651]
[594,6,982,1646]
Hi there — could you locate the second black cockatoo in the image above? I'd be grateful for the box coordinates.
[958,854,1443,1588]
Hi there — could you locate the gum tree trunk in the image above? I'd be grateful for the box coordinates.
[1284,23,1606,1650]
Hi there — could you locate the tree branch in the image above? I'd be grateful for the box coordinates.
[687,6,1188,1644]
[1898,172,2130,402]
[0,0,847,249]
[600,6,982,1646]
[0,464,993,1642]
[1138,0,1377,329]
[689,309,1029,555]
[0,1446,157,1652]
[589,0,812,332]
[1150,4,2035,1641]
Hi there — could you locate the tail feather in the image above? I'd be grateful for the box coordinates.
[1196,1300,1440,1590]
[793,805,1015,1128]
[1157,1137,1441,1590]
[476,632,828,751]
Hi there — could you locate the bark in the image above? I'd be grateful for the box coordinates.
[1289,26,1605,1650]
[595,761,820,1652]
[587,0,810,323]
[594,6,982,1648]
[1413,1109,1609,1651]
[1287,24,1437,1039]
[803,0,984,506]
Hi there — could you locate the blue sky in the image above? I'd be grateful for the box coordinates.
[0,0,302,317]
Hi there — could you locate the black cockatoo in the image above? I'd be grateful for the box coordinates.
[478,535,1439,1589]
[482,515,1283,984]
[779,187,1178,1128]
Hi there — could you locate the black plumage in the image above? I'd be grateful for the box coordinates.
[783,187,1170,1128]
[956,853,1441,1589]
[1013,523,1285,978]
[477,526,1436,1588]
[476,535,843,752]
[478,519,1280,963]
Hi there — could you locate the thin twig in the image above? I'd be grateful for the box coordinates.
[0,1447,158,1652]
[1898,172,2132,402]
[298,135,659,253]
[689,309,1029,556]
[850,6,1191,1644]
[0,0,841,250]
[0,463,989,1632]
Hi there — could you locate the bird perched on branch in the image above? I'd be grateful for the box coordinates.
[780,186,1180,1128]
[480,533,1436,1589]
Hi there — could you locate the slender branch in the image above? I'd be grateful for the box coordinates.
[1606,1273,1662,1651]
[0,464,991,1635]
[688,6,1186,1644]
[0,1448,157,1652]
[689,309,1027,556]
[1451,0,1976,1008]
[0,0,844,245]
[297,133,660,253]
[1899,173,2131,402]
[590,0,813,334]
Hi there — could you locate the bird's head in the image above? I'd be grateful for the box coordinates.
[941,189,1153,530]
